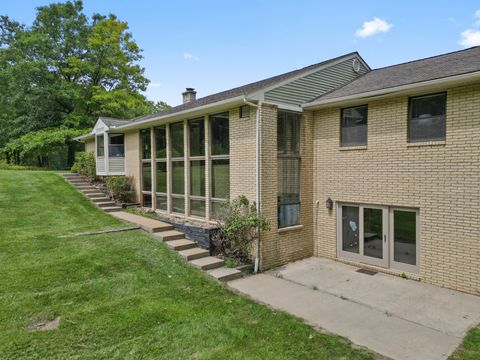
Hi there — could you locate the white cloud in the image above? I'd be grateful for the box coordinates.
[355,17,393,38]
[149,82,161,88]
[183,52,199,62]
[459,29,480,47]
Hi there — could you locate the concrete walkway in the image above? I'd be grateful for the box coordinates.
[228,257,480,360]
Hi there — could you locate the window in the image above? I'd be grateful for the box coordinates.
[210,112,230,218]
[277,111,301,228]
[341,105,368,147]
[408,93,446,142]
[170,122,185,214]
[170,122,184,157]
[188,118,205,217]
[240,105,250,118]
[155,125,166,159]
[108,134,124,157]
[155,126,167,211]
[140,129,151,159]
[142,162,152,192]
[96,135,104,157]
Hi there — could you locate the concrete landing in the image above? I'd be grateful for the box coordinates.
[229,258,480,360]
[110,211,173,233]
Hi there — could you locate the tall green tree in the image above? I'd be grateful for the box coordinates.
[0,1,167,166]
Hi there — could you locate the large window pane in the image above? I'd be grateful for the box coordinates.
[190,160,205,197]
[156,195,167,211]
[156,161,167,193]
[155,126,166,159]
[170,122,184,158]
[172,197,184,213]
[210,201,224,219]
[277,157,301,227]
[190,199,205,217]
[189,118,205,157]
[171,161,184,194]
[142,193,152,207]
[393,210,417,265]
[210,112,229,155]
[140,129,151,159]
[142,162,151,192]
[363,208,383,259]
[109,134,124,157]
[211,159,229,199]
[342,206,359,253]
[277,111,300,155]
[341,105,368,147]
[409,93,446,142]
[96,135,104,156]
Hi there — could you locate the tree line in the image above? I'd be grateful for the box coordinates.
[0,0,169,168]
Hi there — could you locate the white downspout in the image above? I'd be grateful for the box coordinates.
[244,98,262,273]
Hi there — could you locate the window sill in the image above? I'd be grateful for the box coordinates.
[339,145,367,151]
[407,140,446,148]
[278,224,304,233]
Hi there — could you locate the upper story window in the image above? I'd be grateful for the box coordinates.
[277,111,301,228]
[109,134,124,157]
[155,125,166,159]
[140,129,151,159]
[408,93,446,142]
[96,135,104,157]
[170,122,184,158]
[240,105,250,119]
[341,105,368,147]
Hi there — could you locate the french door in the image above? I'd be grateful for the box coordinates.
[336,203,419,273]
[337,204,388,267]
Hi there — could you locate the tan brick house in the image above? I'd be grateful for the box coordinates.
[76,47,480,295]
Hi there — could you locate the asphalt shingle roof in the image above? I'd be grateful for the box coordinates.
[118,52,361,127]
[313,46,480,103]
[99,117,130,127]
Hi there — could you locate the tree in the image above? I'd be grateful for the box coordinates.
[0,1,168,166]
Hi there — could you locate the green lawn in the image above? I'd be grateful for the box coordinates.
[0,170,373,359]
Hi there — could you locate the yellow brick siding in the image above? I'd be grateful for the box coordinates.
[124,130,141,203]
[313,83,480,295]
[259,104,314,270]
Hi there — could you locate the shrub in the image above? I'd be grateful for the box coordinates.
[70,162,79,173]
[75,152,96,181]
[0,160,41,171]
[105,176,135,203]
[212,196,270,265]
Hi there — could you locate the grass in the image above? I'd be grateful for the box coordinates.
[0,170,375,359]
[451,327,480,360]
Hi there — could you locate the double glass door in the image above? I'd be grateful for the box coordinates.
[337,204,419,273]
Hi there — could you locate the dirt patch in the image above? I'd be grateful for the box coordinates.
[29,316,60,331]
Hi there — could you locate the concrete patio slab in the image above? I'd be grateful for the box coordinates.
[228,258,480,360]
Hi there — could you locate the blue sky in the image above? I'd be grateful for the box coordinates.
[2,1,480,106]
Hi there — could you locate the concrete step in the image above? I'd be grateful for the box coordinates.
[189,256,224,270]
[208,267,243,282]
[109,211,174,233]
[178,247,209,261]
[70,180,89,184]
[165,238,197,251]
[90,197,111,203]
[87,193,107,199]
[76,185,94,190]
[81,189,99,193]
[96,201,116,208]
[73,183,91,187]
[102,206,122,213]
[154,230,184,241]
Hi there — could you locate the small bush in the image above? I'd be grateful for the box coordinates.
[75,152,96,181]
[0,160,41,171]
[212,195,270,265]
[105,176,135,203]
[70,162,79,173]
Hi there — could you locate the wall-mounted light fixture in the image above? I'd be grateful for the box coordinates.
[326,197,333,210]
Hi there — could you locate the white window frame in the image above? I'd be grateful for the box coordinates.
[389,207,420,274]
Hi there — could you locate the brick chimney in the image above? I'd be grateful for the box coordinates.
[182,88,197,103]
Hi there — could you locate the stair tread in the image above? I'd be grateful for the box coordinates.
[109,211,173,232]
[189,256,224,269]
[166,239,195,246]
[208,267,242,281]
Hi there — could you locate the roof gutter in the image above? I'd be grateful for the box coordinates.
[73,133,95,142]
[114,95,247,131]
[303,70,480,109]
[244,98,262,274]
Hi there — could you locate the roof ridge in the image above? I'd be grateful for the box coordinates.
[369,46,480,72]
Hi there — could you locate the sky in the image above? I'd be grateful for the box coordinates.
[2,0,480,106]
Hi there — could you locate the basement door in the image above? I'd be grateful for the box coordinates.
[336,204,388,268]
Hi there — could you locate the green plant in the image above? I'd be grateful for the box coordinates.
[212,196,271,264]
[400,272,408,279]
[105,176,135,203]
[0,160,41,171]
[70,162,79,173]
[224,258,237,268]
[75,152,96,181]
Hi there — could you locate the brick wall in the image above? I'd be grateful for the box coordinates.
[313,83,480,295]
[259,104,314,270]
[124,130,141,202]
